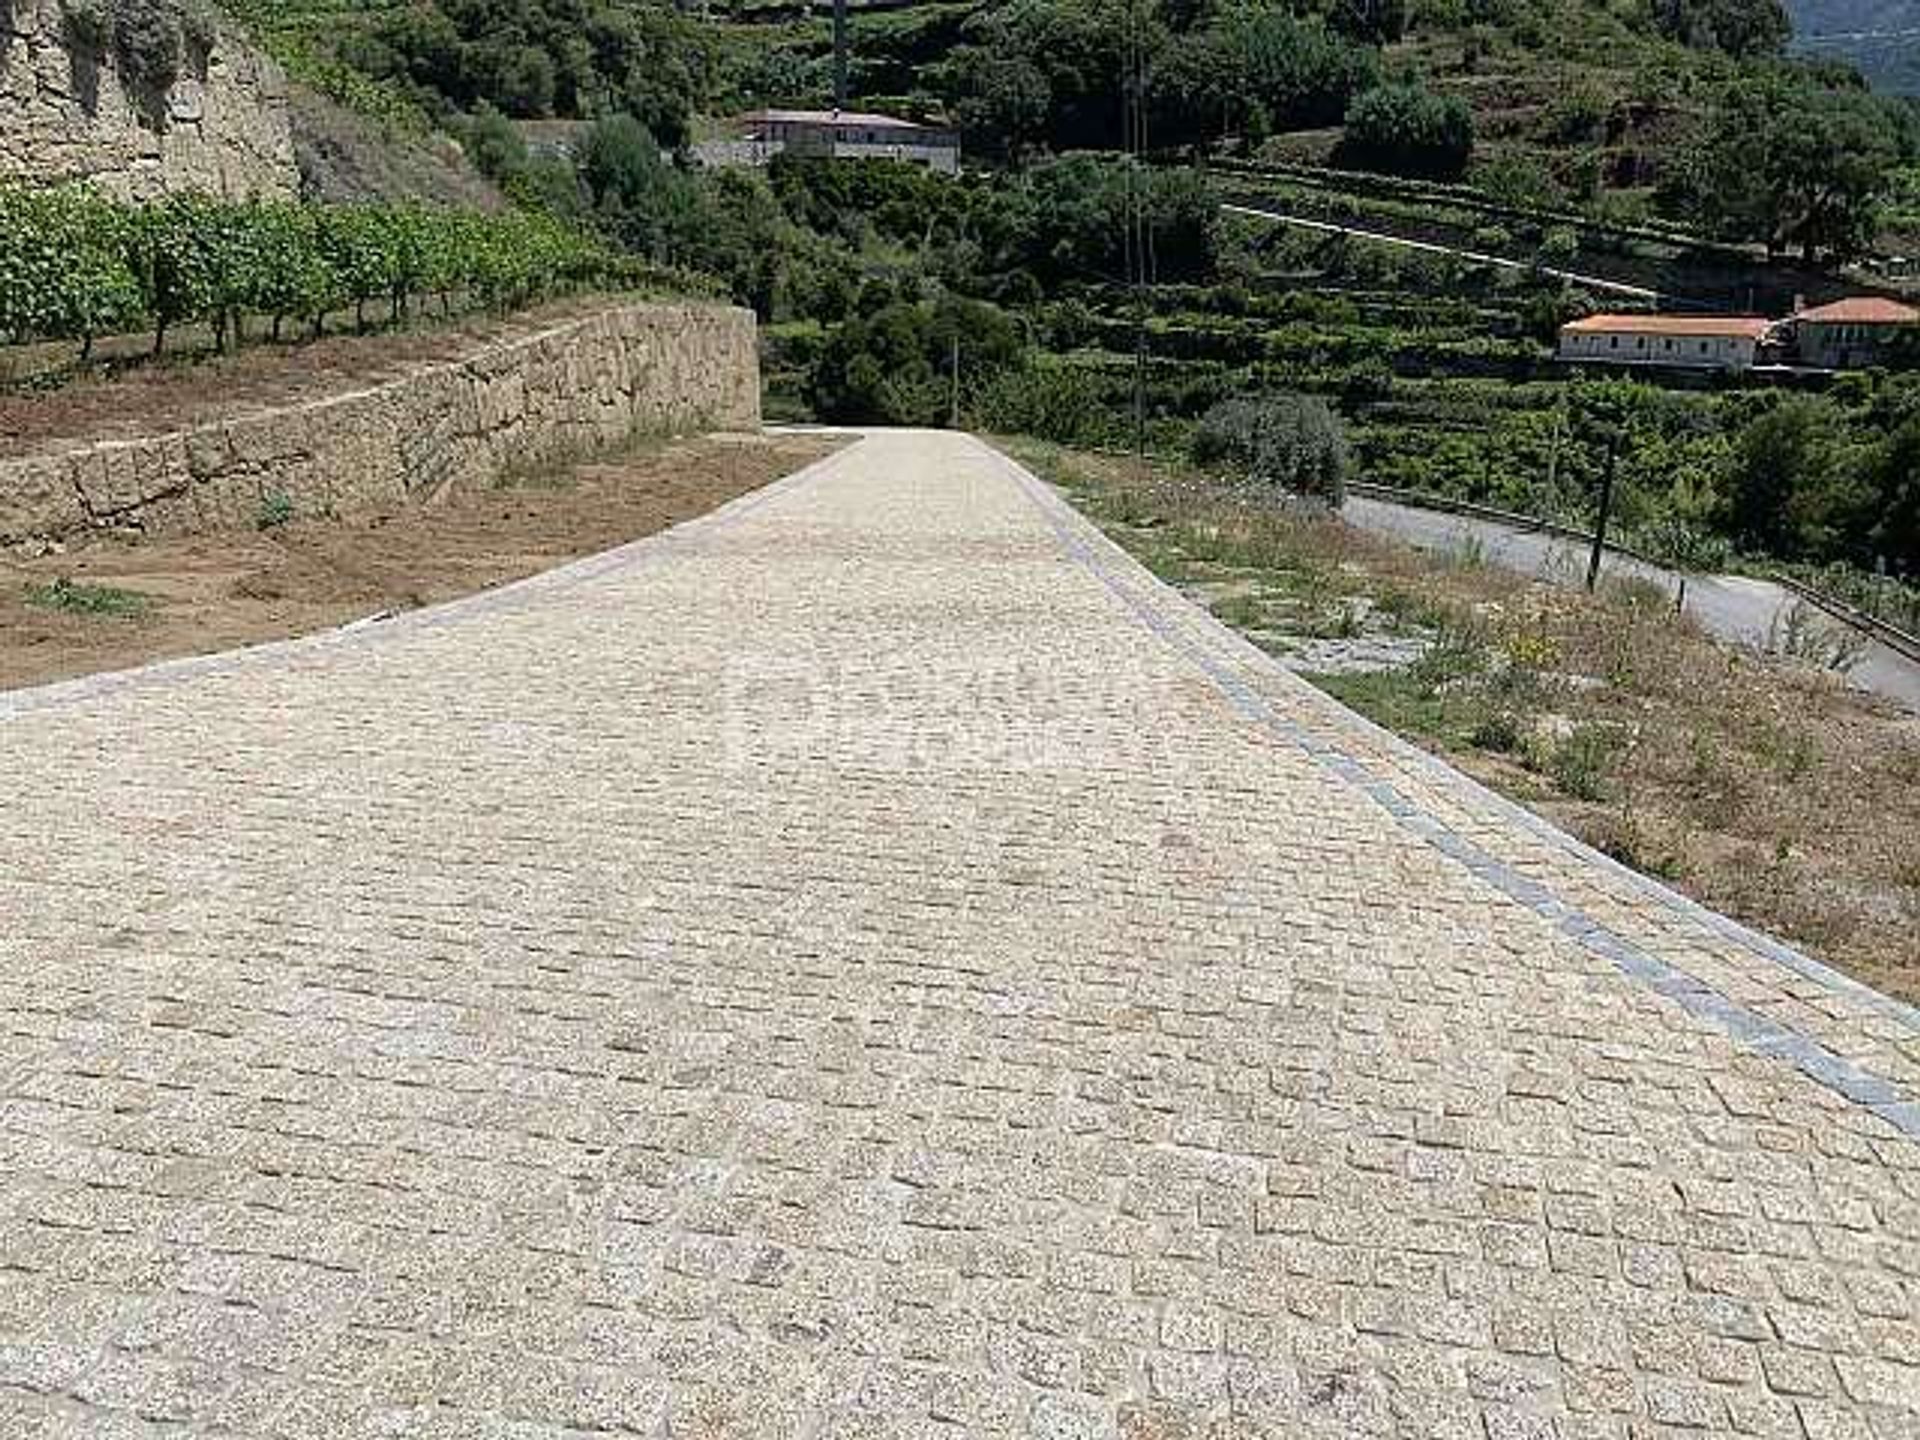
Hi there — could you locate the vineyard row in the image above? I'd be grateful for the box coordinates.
[0,187,670,362]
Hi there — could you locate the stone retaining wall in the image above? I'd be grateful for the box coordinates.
[0,302,762,545]
[0,2,298,199]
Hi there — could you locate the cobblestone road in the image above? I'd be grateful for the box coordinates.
[4,432,1920,1439]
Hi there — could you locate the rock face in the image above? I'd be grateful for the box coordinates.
[0,303,763,544]
[0,0,298,198]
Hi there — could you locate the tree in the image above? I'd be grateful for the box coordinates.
[810,296,1026,425]
[1011,154,1218,285]
[1868,417,1920,573]
[357,0,713,139]
[1666,70,1900,264]
[1721,395,1871,561]
[579,112,685,257]
[932,0,1173,160]
[940,46,1052,163]
[1651,0,1791,59]
[1158,9,1379,145]
[1338,83,1475,180]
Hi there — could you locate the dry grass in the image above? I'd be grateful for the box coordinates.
[1015,440,1920,1006]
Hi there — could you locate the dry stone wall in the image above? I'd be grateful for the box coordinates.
[0,0,297,199]
[0,303,763,545]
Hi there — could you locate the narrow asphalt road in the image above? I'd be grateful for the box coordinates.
[1344,494,1920,713]
[3,432,1919,1437]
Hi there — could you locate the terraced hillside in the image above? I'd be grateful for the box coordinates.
[1790,0,1920,90]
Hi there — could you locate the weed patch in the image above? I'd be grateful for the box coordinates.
[25,577,152,618]
[257,490,296,530]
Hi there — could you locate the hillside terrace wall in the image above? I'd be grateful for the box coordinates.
[0,302,762,545]
[0,1,298,199]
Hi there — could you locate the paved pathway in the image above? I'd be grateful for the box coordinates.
[4,432,1920,1439]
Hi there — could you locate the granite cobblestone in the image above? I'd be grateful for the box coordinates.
[1,432,1918,1436]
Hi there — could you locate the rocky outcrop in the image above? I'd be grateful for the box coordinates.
[0,0,297,199]
[0,303,763,544]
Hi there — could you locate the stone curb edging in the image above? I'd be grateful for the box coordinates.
[987,439,1920,1141]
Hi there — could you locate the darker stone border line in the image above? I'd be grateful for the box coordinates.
[992,443,1920,1142]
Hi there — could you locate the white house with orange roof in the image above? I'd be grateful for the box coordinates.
[1556,314,1777,372]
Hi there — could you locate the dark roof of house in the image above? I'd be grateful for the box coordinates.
[737,109,953,137]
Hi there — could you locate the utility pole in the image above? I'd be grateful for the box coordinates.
[949,334,961,430]
[1587,431,1619,593]
[832,0,849,112]
[1124,0,1150,459]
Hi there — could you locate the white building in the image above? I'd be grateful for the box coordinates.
[1791,297,1920,370]
[695,109,960,174]
[1556,314,1775,373]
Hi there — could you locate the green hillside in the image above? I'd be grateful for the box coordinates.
[36,0,1920,585]
[1789,1,1920,90]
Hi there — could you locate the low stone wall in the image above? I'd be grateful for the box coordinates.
[0,2,298,200]
[0,302,762,545]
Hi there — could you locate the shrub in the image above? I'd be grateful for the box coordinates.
[1191,393,1350,505]
[1339,82,1475,181]
[61,0,219,103]
[971,363,1124,448]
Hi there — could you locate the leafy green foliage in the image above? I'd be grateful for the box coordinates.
[257,490,297,529]
[929,0,1381,160]
[1157,9,1379,145]
[970,361,1128,448]
[60,0,218,102]
[0,184,630,359]
[0,187,142,355]
[24,578,153,618]
[1191,394,1350,503]
[1338,83,1476,181]
[808,293,1026,425]
[1651,0,1792,57]
[1661,67,1908,263]
[337,0,715,142]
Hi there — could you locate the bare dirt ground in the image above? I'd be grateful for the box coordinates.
[0,432,841,694]
[0,297,665,448]
[1018,440,1920,1007]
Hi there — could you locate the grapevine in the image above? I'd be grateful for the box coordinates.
[0,184,637,363]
